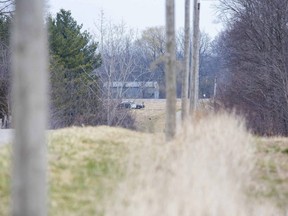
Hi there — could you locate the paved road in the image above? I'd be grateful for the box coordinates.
[0,129,13,146]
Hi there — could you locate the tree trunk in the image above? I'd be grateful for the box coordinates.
[11,0,48,215]
[190,0,200,114]
[165,0,177,141]
[181,0,191,121]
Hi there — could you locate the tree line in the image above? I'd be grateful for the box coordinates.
[215,0,288,136]
[9,0,288,215]
[0,6,216,129]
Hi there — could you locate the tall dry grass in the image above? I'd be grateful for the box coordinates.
[104,113,284,216]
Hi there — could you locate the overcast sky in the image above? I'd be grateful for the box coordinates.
[48,0,223,38]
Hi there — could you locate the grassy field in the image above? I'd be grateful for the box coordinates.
[0,100,288,215]
[253,137,288,208]
[132,99,181,132]
[0,127,162,215]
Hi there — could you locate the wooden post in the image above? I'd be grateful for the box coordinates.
[11,0,48,215]
[165,0,177,141]
[190,0,200,114]
[181,0,191,121]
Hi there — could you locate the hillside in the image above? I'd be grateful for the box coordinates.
[1,111,288,215]
[0,126,161,215]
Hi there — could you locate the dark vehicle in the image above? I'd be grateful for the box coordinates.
[117,101,145,109]
[135,102,145,109]
[117,101,133,109]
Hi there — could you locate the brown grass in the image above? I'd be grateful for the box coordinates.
[48,126,161,215]
[0,126,162,216]
[104,113,287,216]
[132,99,181,133]
[1,105,288,215]
[253,137,288,208]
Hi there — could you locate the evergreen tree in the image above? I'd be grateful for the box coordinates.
[48,9,102,128]
[48,9,101,73]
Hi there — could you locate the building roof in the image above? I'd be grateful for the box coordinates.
[104,81,159,88]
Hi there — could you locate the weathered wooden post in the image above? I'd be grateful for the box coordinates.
[11,0,48,215]
[165,0,177,141]
[181,0,191,121]
[190,0,200,114]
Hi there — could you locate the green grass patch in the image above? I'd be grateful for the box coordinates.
[1,125,288,215]
[254,137,288,209]
[0,126,154,216]
[0,146,11,216]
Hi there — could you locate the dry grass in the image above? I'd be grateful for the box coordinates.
[254,137,288,208]
[133,99,181,132]
[0,126,161,216]
[0,146,10,216]
[0,111,288,215]
[48,126,162,216]
[104,113,287,216]
[133,98,213,132]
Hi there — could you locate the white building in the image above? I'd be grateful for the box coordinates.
[104,81,160,99]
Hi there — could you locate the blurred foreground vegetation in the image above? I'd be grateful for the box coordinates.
[0,127,159,215]
[0,119,288,215]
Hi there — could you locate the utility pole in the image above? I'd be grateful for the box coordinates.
[181,0,190,121]
[165,0,176,141]
[100,10,104,53]
[189,0,200,114]
[11,0,48,215]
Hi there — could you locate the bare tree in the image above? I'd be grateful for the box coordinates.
[11,0,48,215]
[176,28,216,100]
[199,32,215,99]
[216,0,288,135]
[165,0,176,141]
[0,0,14,15]
[137,27,167,97]
[96,22,136,124]
[181,0,191,121]
[0,40,11,128]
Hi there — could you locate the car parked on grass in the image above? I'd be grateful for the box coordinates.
[117,101,145,109]
[135,102,145,109]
